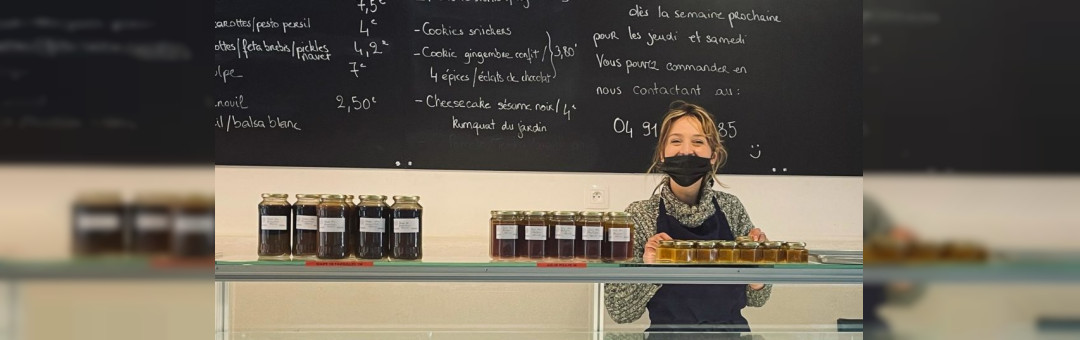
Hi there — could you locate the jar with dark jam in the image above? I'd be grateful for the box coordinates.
[344,195,357,258]
[657,240,675,263]
[761,241,783,263]
[716,241,737,263]
[737,241,762,264]
[694,241,718,263]
[316,194,348,259]
[389,195,422,260]
[130,192,174,255]
[548,211,577,260]
[520,211,548,259]
[292,194,321,257]
[356,195,390,259]
[673,241,695,263]
[489,210,519,260]
[172,193,215,258]
[577,212,604,260]
[72,191,125,256]
[257,193,292,258]
[785,242,808,263]
[603,212,634,262]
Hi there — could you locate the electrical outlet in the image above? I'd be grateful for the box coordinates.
[584,185,609,209]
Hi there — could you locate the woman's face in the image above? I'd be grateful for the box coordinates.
[663,116,715,164]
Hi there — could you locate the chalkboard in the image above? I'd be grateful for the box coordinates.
[214,0,862,175]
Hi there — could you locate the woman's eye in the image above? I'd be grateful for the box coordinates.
[693,140,704,145]
[669,139,681,144]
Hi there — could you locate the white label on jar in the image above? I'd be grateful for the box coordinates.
[296,215,318,230]
[582,226,604,241]
[495,224,517,239]
[77,213,120,231]
[260,216,288,231]
[609,228,631,242]
[135,213,169,231]
[175,215,213,234]
[555,225,575,239]
[525,225,547,240]
[394,218,419,233]
[359,217,385,233]
[319,217,346,233]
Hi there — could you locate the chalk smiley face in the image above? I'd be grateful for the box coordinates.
[749,144,762,159]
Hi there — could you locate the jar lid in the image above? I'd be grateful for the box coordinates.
[695,241,717,248]
[320,194,346,200]
[717,241,737,247]
[554,211,577,216]
[763,241,784,248]
[608,211,629,217]
[296,194,321,200]
[493,210,520,216]
[581,211,604,217]
[785,241,806,248]
[659,240,675,246]
[393,195,420,202]
[360,195,387,201]
[674,241,695,248]
[735,236,752,243]
[738,241,760,248]
[524,211,548,216]
[261,193,288,199]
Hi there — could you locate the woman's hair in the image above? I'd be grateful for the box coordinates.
[647,100,728,187]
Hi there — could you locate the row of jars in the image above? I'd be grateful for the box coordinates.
[657,239,808,264]
[865,237,987,264]
[489,210,635,262]
[258,194,423,260]
[72,191,214,258]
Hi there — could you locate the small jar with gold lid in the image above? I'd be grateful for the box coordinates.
[716,240,737,263]
[694,241,718,263]
[785,242,808,263]
[761,241,784,263]
[737,241,762,263]
[673,241,695,263]
[656,240,675,263]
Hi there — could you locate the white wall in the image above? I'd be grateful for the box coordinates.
[215,165,864,331]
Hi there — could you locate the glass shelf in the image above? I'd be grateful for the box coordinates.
[864,250,1080,283]
[0,257,212,280]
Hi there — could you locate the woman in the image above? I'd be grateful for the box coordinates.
[604,101,771,333]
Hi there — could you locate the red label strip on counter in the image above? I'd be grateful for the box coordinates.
[537,262,587,268]
[305,261,374,267]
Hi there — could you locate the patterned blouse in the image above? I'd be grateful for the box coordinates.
[603,179,773,324]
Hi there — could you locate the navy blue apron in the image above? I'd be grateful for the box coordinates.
[645,197,750,335]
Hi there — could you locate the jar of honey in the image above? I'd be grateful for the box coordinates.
[656,240,675,263]
[578,212,604,260]
[316,194,349,259]
[173,193,214,258]
[785,242,808,263]
[549,211,577,260]
[356,195,389,259]
[389,195,423,260]
[694,241,718,263]
[257,193,291,258]
[716,240,737,263]
[761,241,783,263]
[489,210,519,260]
[603,212,634,262]
[522,211,548,259]
[72,191,126,256]
[130,192,174,256]
[673,241,695,263]
[737,241,761,263]
[292,194,321,257]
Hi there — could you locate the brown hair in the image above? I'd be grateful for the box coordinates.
[647,100,728,187]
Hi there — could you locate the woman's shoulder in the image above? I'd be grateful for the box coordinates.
[625,193,661,222]
[709,188,748,213]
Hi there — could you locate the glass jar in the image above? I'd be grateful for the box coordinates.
[130,192,174,255]
[344,195,357,258]
[549,211,577,260]
[603,212,634,262]
[173,193,214,258]
[258,193,292,258]
[72,191,126,256]
[489,210,519,260]
[716,240,737,263]
[737,241,761,263]
[694,241,718,263]
[656,240,675,263]
[292,194,321,257]
[577,212,604,260]
[356,195,390,259]
[522,211,548,259]
[389,195,422,260]
[316,194,348,259]
[673,241,695,263]
[785,242,808,263]
[761,241,783,263]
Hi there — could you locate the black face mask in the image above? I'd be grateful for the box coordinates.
[658,155,713,187]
